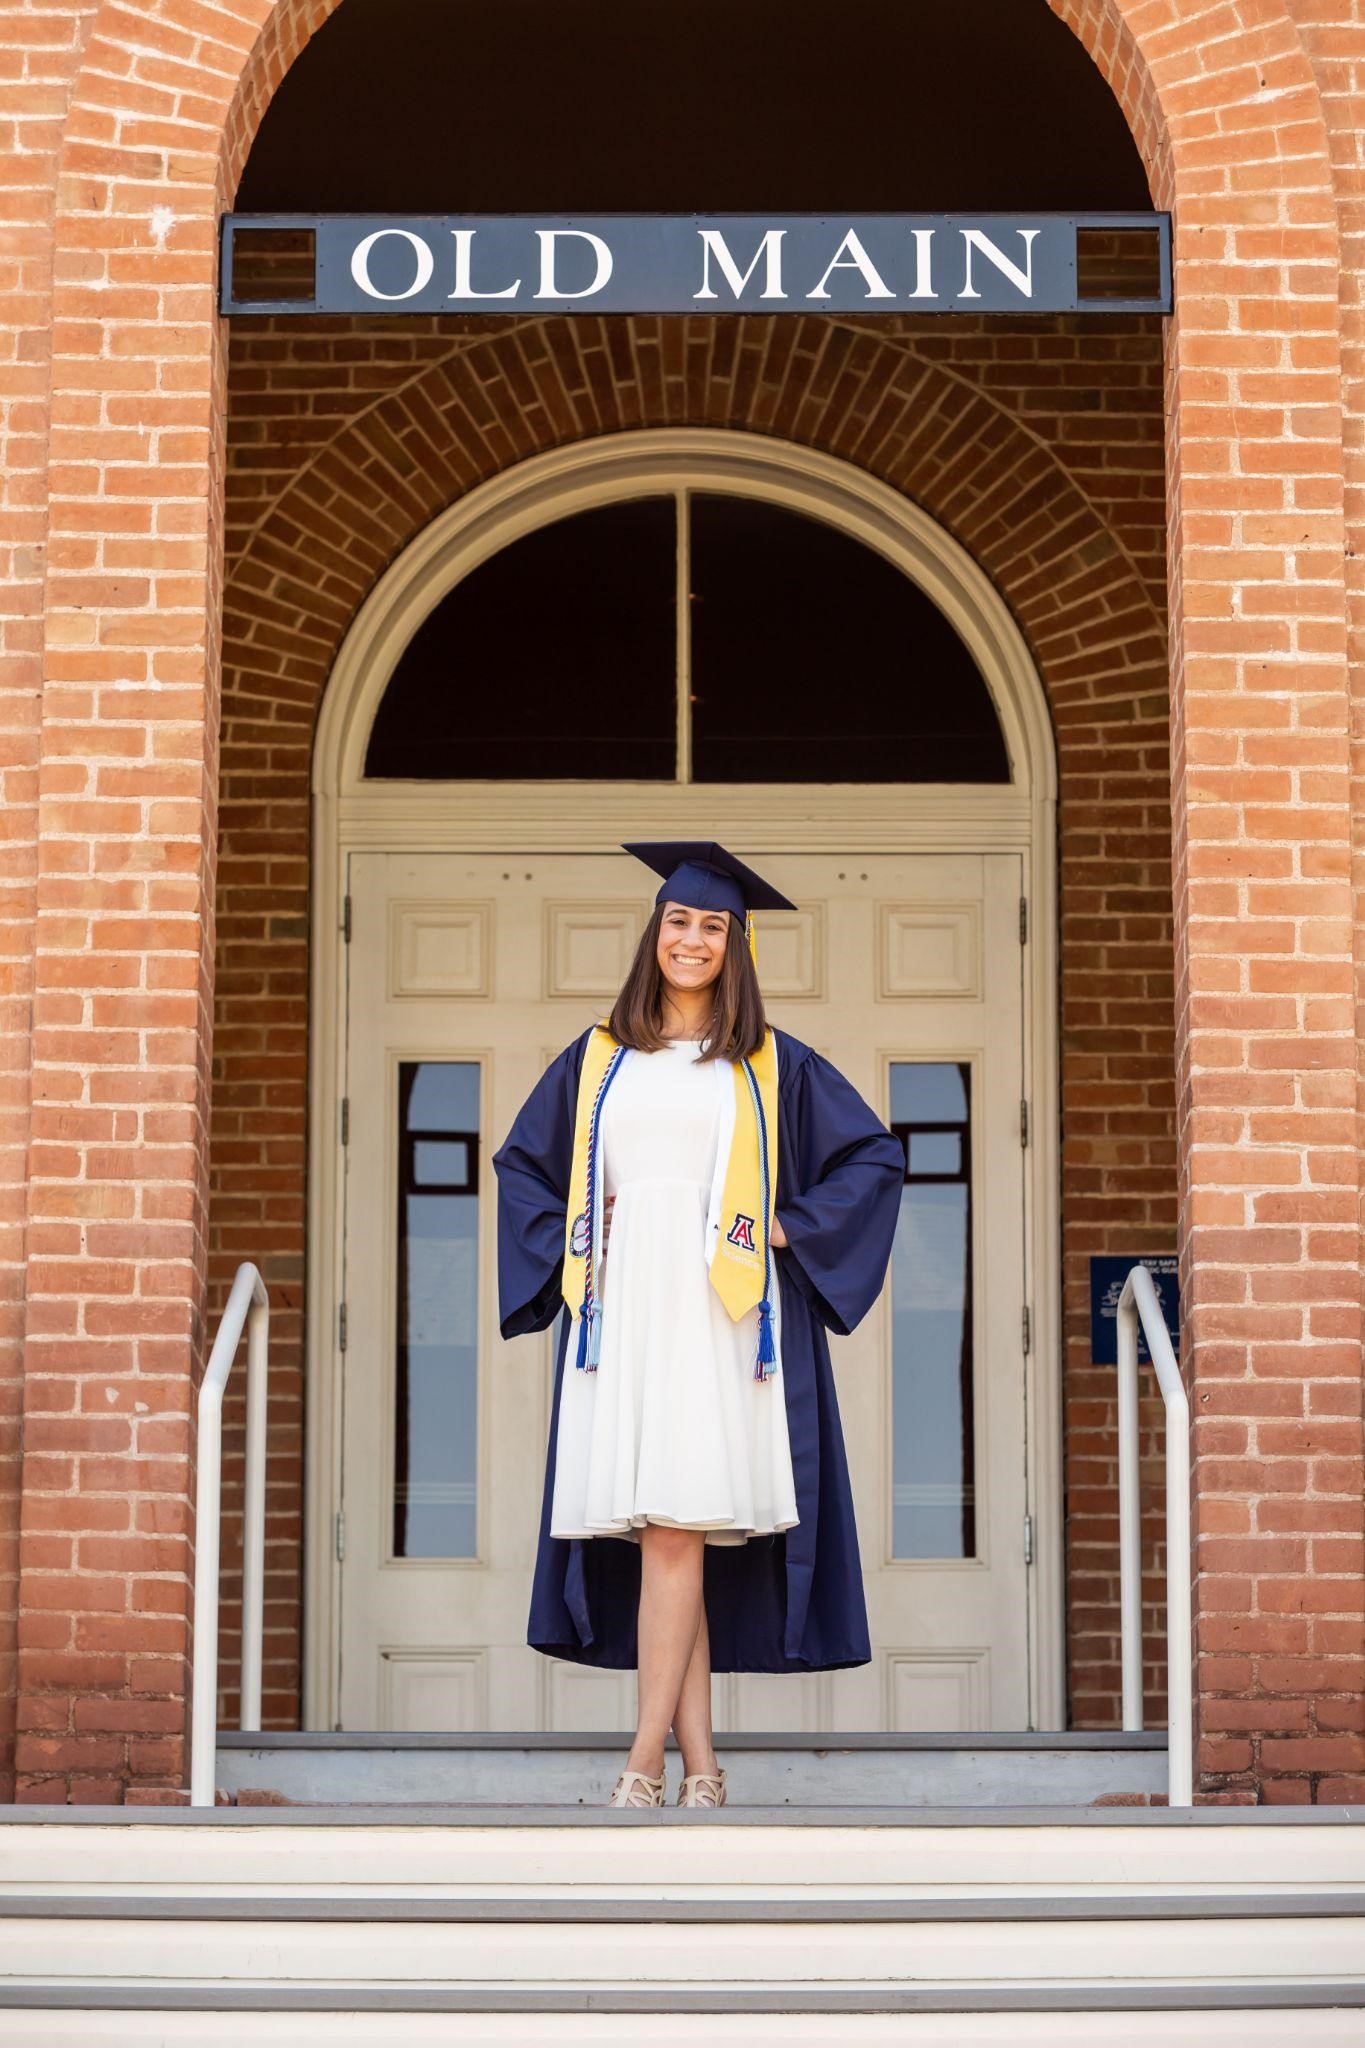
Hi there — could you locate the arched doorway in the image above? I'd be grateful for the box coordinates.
[306,431,1061,1734]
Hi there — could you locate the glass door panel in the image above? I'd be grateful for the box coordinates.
[889,1061,975,1560]
[393,1059,481,1558]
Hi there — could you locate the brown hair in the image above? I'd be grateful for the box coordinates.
[607,904,767,1063]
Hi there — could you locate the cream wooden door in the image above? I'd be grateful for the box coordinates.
[337,848,1030,1731]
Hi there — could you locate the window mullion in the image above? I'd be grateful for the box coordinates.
[675,487,692,783]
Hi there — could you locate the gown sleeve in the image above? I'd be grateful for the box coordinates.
[492,1038,586,1340]
[775,1046,905,1337]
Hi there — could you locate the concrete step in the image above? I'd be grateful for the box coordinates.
[3,1806,1361,2036]
[10,1801,1365,1895]
[4,2014,1365,2048]
[2,1807,1363,2001]
[214,1730,1169,1807]
[2,1894,1363,2007]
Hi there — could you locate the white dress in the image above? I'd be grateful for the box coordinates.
[550,1039,799,1546]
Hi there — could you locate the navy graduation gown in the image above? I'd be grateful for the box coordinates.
[493,1027,904,1673]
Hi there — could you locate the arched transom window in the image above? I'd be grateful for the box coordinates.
[363,492,1010,784]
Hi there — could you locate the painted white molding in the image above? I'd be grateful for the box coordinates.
[304,427,1063,1732]
[333,784,1037,853]
[1026,799,1065,1733]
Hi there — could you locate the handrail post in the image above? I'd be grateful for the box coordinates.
[1116,1287,1144,1732]
[190,1263,269,1808]
[240,1292,269,1733]
[189,1373,224,1808]
[1116,1264,1193,1808]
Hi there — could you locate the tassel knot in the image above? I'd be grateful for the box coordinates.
[576,1300,604,1373]
[755,1296,776,1380]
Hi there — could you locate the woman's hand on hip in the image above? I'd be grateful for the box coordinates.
[769,1215,788,1249]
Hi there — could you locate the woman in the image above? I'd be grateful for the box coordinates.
[494,842,903,1809]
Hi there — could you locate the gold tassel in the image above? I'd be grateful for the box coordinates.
[746,911,757,965]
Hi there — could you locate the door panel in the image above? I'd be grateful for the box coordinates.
[338,850,1029,1731]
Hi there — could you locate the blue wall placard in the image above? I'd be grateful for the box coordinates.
[1089,1254,1179,1366]
[220,212,1172,318]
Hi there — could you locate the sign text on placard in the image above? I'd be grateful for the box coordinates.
[220,214,1172,318]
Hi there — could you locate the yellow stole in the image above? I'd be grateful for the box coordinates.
[562,1024,780,1375]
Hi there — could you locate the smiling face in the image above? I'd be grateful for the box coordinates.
[655,899,729,997]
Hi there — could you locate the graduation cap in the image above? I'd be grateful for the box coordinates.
[623,841,796,969]
[622,841,797,920]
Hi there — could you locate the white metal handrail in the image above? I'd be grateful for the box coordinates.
[190,1262,269,1807]
[1116,1263,1192,1807]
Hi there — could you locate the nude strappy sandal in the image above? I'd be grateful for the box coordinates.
[677,1767,727,1808]
[607,1768,666,1808]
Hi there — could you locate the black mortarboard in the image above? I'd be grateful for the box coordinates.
[622,841,797,919]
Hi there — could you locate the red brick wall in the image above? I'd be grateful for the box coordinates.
[212,308,1177,1737]
[0,2,102,1805]
[0,0,1359,1803]
[1055,0,1364,1802]
[1289,0,1365,1806]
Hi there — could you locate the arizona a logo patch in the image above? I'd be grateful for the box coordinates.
[726,1210,757,1254]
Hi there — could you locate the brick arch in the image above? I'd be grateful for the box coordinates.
[222,317,1165,751]
[19,0,1358,1802]
[1049,0,1340,220]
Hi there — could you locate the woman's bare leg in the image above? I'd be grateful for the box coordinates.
[626,1524,705,1779]
[671,1604,718,1778]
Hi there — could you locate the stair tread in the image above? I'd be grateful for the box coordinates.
[217,1731,1169,1751]
[215,1744,1169,1812]
[4,1892,1364,1922]
[6,1802,1362,1826]
[4,1985,1364,2015]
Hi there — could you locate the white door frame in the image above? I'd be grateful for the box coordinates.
[303,428,1062,1732]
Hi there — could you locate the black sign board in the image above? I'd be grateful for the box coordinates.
[1089,1255,1180,1367]
[220,213,1171,318]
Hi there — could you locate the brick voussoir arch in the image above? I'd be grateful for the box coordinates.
[221,318,1167,704]
[24,0,1354,1802]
